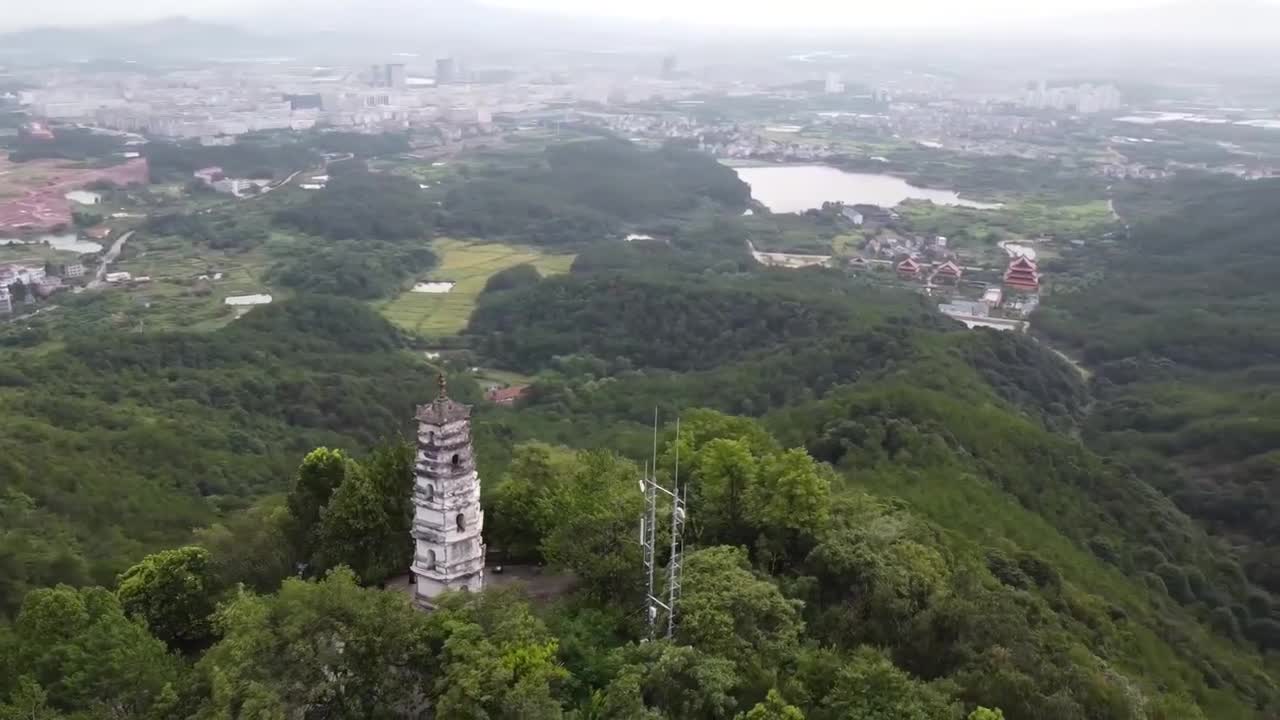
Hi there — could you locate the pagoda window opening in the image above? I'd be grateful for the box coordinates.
[456,513,466,532]
[428,431,435,444]
[426,484,435,501]
[451,453,460,467]
[427,550,437,570]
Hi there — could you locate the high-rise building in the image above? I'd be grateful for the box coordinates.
[436,57,457,85]
[386,63,407,90]
[824,71,845,94]
[410,376,486,606]
[661,54,678,79]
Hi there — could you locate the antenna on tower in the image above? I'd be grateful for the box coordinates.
[666,417,686,640]
[640,409,687,640]
[641,458,658,637]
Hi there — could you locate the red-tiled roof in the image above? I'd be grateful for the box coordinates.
[486,385,529,404]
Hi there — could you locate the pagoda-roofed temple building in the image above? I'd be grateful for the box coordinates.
[410,376,485,607]
[897,257,921,280]
[932,260,962,285]
[1003,255,1040,292]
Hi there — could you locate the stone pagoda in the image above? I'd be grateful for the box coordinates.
[410,375,485,606]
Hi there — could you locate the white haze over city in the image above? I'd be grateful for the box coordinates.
[4,0,1279,32]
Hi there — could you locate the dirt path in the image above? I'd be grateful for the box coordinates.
[1046,342,1092,381]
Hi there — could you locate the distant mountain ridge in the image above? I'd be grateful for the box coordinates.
[0,17,272,61]
[0,5,678,61]
[2,0,1277,63]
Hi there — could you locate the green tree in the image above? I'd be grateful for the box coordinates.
[585,671,664,720]
[286,448,350,555]
[598,642,738,720]
[483,263,542,294]
[738,689,805,720]
[116,545,221,651]
[691,438,758,545]
[194,568,434,719]
[313,463,401,584]
[0,678,62,720]
[819,647,956,720]
[745,448,832,563]
[426,589,568,719]
[678,546,803,684]
[539,451,644,601]
[967,707,1004,720]
[194,500,297,593]
[663,409,779,465]
[11,585,180,717]
[488,443,576,562]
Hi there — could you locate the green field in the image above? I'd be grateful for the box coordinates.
[110,233,281,332]
[379,238,574,336]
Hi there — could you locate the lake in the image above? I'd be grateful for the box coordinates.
[0,233,104,254]
[730,164,1001,212]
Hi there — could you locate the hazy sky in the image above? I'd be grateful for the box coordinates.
[2,0,1276,32]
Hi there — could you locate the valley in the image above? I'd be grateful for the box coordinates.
[2,32,1280,720]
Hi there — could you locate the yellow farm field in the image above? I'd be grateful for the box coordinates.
[379,239,574,336]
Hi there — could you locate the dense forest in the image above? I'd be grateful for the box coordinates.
[1037,176,1280,615]
[0,296,474,611]
[438,138,752,245]
[3,138,1280,718]
[143,138,319,183]
[6,127,127,163]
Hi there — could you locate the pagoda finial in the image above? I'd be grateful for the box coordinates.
[436,372,448,401]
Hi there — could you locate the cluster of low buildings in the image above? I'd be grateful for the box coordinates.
[192,167,272,197]
[931,254,1043,331]
[0,260,87,314]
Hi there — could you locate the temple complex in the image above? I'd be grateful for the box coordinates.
[410,376,485,607]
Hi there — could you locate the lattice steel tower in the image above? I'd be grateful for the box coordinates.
[641,413,687,639]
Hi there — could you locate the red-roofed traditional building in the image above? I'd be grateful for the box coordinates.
[896,257,921,280]
[1003,256,1040,292]
[932,260,962,285]
[485,385,529,406]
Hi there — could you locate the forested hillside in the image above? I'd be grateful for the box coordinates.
[3,142,1280,719]
[439,138,751,245]
[1037,176,1280,626]
[464,246,1280,718]
[0,297,474,612]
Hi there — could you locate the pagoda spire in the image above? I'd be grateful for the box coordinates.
[436,372,448,401]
